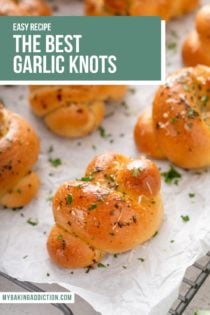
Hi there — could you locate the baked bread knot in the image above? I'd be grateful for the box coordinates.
[86,0,199,20]
[134,65,210,169]
[29,85,127,138]
[182,4,210,67]
[0,0,51,16]
[0,105,40,208]
[47,152,163,268]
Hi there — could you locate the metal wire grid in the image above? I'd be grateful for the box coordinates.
[168,252,210,315]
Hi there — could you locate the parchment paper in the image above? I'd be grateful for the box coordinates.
[0,1,210,314]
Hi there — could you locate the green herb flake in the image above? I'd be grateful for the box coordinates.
[132,167,143,177]
[171,117,178,123]
[187,108,199,119]
[85,266,94,273]
[181,215,190,222]
[167,42,177,50]
[27,218,38,226]
[46,273,50,277]
[161,166,182,184]
[97,263,106,268]
[153,231,159,238]
[98,126,108,138]
[49,158,62,167]
[79,176,93,182]
[189,193,195,198]
[113,254,118,258]
[57,234,63,240]
[132,169,138,177]
[138,258,145,262]
[67,194,73,205]
[170,240,175,243]
[88,203,97,211]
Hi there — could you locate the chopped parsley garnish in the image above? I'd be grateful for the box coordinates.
[49,158,62,167]
[27,218,38,226]
[132,167,143,177]
[67,194,73,205]
[138,258,145,262]
[97,263,106,268]
[113,254,118,258]
[181,215,190,222]
[187,108,199,119]
[161,166,182,184]
[170,240,175,243]
[85,266,94,273]
[171,117,178,123]
[98,126,110,138]
[79,176,93,182]
[88,203,97,211]
[153,231,159,238]
[57,234,63,240]
[189,193,195,198]
[167,42,177,50]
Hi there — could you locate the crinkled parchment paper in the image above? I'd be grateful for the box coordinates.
[0,1,210,314]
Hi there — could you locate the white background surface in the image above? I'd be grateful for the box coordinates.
[0,1,210,314]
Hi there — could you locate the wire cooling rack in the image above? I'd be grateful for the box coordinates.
[0,252,210,315]
[168,252,210,315]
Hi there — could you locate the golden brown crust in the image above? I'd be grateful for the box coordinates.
[0,105,40,208]
[29,85,127,138]
[182,5,210,67]
[85,0,200,20]
[47,152,163,268]
[47,225,104,268]
[44,101,105,138]
[134,65,210,169]
[134,110,165,159]
[0,0,51,16]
